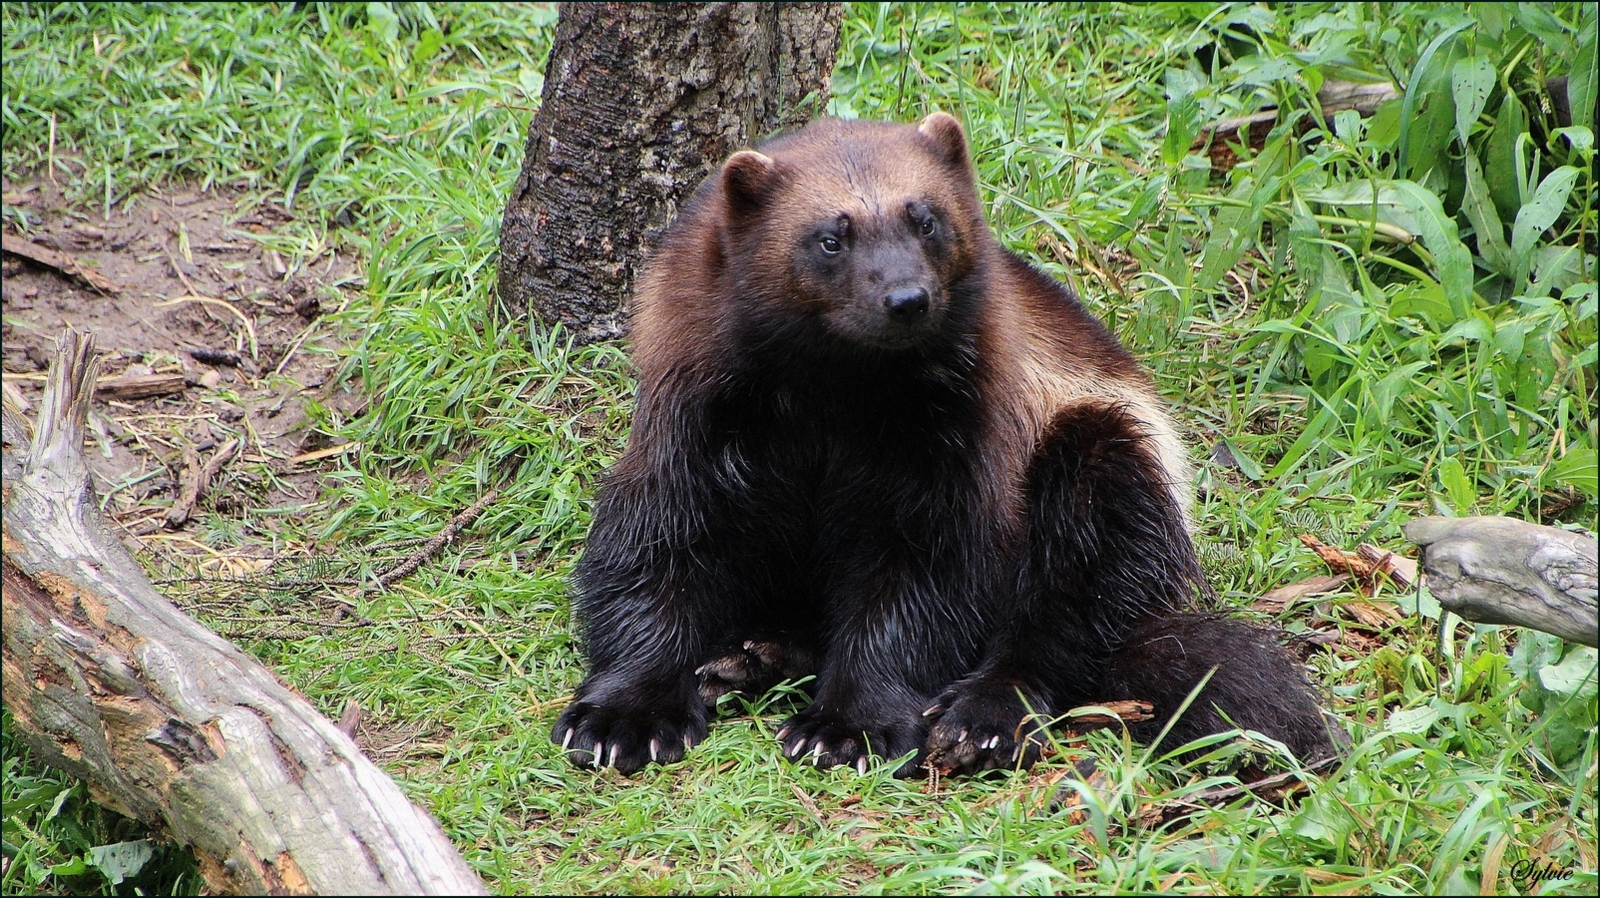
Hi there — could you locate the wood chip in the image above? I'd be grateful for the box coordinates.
[1356,542,1418,589]
[1,233,121,293]
[1345,600,1401,629]
[166,437,241,527]
[95,372,188,401]
[290,441,359,465]
[1254,573,1351,612]
[1063,699,1154,729]
[1299,534,1377,578]
[336,699,362,738]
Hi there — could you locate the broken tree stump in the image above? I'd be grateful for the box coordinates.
[1405,515,1598,648]
[2,331,487,896]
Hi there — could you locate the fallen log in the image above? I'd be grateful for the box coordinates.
[1191,80,1401,171]
[1192,76,1574,173]
[1405,515,1598,648]
[1,331,487,895]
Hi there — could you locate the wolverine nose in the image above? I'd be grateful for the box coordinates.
[884,286,930,321]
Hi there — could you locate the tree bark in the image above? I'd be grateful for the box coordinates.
[2,332,486,896]
[497,1,843,342]
[1405,515,1598,647]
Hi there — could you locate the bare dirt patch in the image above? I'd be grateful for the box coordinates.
[2,175,364,543]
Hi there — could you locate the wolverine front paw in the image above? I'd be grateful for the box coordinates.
[923,678,1050,774]
[695,639,817,705]
[776,704,925,776]
[552,696,708,775]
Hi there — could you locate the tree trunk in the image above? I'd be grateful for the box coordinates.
[497,1,843,342]
[1405,515,1598,647]
[2,332,486,896]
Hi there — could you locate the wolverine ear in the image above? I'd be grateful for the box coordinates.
[721,150,777,211]
[918,111,972,173]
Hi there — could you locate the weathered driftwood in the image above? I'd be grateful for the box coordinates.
[1405,515,1598,648]
[1,332,486,896]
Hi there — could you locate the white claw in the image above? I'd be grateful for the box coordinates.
[856,756,868,776]
[593,742,604,768]
[958,728,970,743]
[683,732,694,751]
[560,729,572,752]
[606,743,619,768]
[650,738,661,762]
[983,735,1000,750]
[811,743,824,763]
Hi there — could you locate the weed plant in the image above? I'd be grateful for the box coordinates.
[2,3,1595,894]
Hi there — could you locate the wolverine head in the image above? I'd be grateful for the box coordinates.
[715,112,986,351]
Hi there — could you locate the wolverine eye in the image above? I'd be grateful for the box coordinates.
[920,217,937,237]
[819,235,843,254]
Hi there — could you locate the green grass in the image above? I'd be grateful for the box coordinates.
[3,2,1596,895]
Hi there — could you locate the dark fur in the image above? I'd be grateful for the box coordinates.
[552,114,1336,775]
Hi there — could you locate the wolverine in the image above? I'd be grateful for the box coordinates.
[552,112,1335,775]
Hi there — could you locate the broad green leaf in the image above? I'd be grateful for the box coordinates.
[1291,791,1346,843]
[1536,645,1599,766]
[1571,24,1597,133]
[1366,97,1403,146]
[1510,165,1581,291]
[1196,144,1283,293]
[1513,3,1577,55]
[365,1,400,48]
[1390,280,1455,328]
[1461,152,1513,276]
[88,840,155,887]
[1288,196,1360,339]
[1530,245,1590,297]
[412,28,444,70]
[1399,582,1444,620]
[1547,446,1599,499]
[1484,91,1528,223]
[1551,125,1594,153]
[1226,54,1301,88]
[47,856,88,878]
[1475,2,1511,39]
[1386,180,1476,320]
[1542,708,1598,766]
[1539,646,1599,698]
[1511,631,1564,680]
[1450,56,1495,146]
[1492,315,1533,357]
[1386,702,1442,734]
[1438,455,1475,515]
[517,66,544,101]
[1302,180,1473,317]
[1302,181,1420,237]
[1372,360,1430,420]
[1162,94,1202,167]
[45,783,75,821]
[1399,20,1471,179]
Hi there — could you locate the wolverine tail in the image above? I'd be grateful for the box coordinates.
[1101,614,1340,762]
